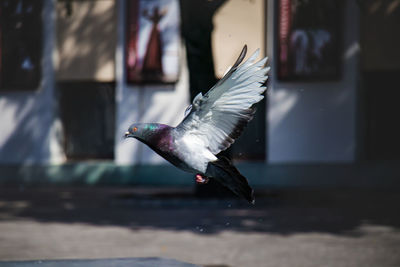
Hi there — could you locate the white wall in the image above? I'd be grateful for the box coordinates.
[116,0,361,165]
[0,0,65,165]
[114,0,189,165]
[267,0,360,163]
[0,0,359,165]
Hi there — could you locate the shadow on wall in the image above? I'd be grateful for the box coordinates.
[268,81,355,162]
[0,187,399,236]
[0,91,59,164]
[0,0,64,164]
[56,0,117,81]
[56,1,118,159]
[0,1,119,164]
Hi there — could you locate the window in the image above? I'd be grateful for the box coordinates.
[0,0,43,91]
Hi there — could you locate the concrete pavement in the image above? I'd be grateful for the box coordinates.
[0,187,399,267]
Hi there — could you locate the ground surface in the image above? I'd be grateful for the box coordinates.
[0,186,399,267]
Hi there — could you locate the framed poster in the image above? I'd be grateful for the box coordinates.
[126,0,180,84]
[277,0,342,81]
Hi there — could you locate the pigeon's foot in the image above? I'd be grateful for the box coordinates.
[195,174,209,184]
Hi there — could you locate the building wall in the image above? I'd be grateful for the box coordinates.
[55,0,116,81]
[212,0,265,77]
[114,0,190,165]
[0,0,65,164]
[0,0,362,166]
[267,0,360,163]
[115,0,266,165]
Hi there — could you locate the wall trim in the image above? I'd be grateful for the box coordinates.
[1,162,399,189]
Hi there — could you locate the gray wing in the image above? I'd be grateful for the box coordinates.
[176,45,270,155]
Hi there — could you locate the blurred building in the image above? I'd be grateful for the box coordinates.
[0,0,399,187]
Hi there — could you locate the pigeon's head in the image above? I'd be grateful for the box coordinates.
[124,123,162,139]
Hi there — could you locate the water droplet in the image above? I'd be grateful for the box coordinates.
[199,228,204,232]
[225,222,230,226]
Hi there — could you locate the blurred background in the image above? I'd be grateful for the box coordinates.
[0,0,399,266]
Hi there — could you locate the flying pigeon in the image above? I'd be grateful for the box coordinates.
[125,45,269,204]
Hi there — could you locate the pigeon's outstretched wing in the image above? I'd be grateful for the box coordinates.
[176,45,270,155]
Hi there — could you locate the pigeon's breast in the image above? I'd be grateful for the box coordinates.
[174,133,217,174]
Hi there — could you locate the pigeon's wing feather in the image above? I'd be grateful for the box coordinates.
[176,45,270,155]
[183,104,193,118]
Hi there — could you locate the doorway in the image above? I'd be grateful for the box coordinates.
[360,0,400,160]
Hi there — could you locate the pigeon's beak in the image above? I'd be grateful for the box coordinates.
[124,131,131,139]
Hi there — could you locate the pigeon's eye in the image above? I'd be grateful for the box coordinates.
[133,127,138,132]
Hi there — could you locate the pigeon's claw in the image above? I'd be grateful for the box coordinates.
[195,174,209,184]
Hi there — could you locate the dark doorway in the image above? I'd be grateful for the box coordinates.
[180,0,266,199]
[363,71,400,160]
[58,82,115,160]
[180,0,266,161]
[360,0,400,160]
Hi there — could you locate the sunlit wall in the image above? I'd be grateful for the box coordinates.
[0,0,363,166]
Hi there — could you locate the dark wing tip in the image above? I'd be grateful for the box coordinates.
[203,45,248,97]
[231,45,247,69]
[241,44,247,55]
[210,156,255,205]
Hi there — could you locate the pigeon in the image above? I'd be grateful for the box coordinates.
[125,45,269,204]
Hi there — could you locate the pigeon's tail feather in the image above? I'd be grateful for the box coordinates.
[206,156,255,204]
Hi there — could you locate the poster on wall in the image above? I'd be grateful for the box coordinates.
[277,0,342,81]
[126,0,180,84]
